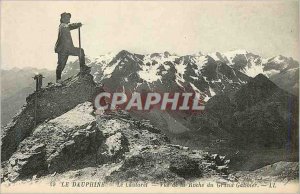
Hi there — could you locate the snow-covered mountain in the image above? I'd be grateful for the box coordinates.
[209,49,299,77]
[208,50,299,95]
[64,50,250,101]
[63,49,299,98]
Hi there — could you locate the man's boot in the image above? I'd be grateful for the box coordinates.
[80,64,91,74]
[56,69,63,85]
[79,55,91,74]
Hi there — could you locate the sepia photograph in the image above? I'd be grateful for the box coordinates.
[0,0,299,193]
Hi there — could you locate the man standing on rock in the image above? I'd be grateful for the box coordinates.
[55,12,90,83]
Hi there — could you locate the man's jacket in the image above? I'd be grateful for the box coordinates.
[55,23,81,54]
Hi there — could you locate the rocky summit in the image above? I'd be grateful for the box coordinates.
[1,97,230,183]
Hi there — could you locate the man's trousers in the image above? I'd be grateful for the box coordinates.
[56,47,85,81]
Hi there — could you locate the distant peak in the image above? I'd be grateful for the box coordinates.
[274,55,287,60]
[252,73,276,86]
[164,51,171,57]
[254,73,268,80]
[116,50,133,57]
[150,53,161,58]
[267,55,287,63]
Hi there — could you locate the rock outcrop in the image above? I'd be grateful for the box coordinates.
[1,101,230,183]
[1,74,101,161]
[234,161,299,182]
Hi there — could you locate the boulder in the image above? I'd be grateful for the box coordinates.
[169,155,202,178]
[7,144,47,182]
[97,132,129,163]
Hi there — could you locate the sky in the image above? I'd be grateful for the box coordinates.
[1,0,299,70]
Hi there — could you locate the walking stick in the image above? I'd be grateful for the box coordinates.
[78,27,81,64]
[33,74,44,127]
[34,91,37,127]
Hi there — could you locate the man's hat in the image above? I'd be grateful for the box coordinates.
[61,12,71,18]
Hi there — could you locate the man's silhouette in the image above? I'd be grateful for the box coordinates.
[55,12,90,83]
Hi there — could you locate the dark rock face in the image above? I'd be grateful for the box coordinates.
[231,74,299,148]
[7,144,47,182]
[206,94,235,120]
[169,155,202,178]
[1,74,101,162]
[234,74,279,111]
[199,56,219,81]
[233,103,287,146]
[165,74,298,172]
[231,54,249,71]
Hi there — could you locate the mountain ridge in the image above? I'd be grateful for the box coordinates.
[64,49,299,96]
[1,49,299,127]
